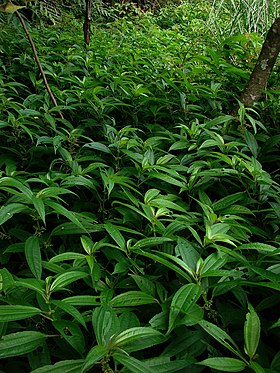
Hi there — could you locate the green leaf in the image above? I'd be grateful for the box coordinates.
[50,271,88,293]
[199,320,242,358]
[237,243,279,254]
[15,278,45,296]
[249,361,265,373]
[31,196,46,224]
[0,305,42,322]
[197,357,246,372]
[110,291,157,307]
[45,200,86,231]
[244,304,260,359]
[168,283,202,333]
[212,192,246,211]
[144,357,190,372]
[0,331,47,358]
[52,300,87,329]
[135,251,192,281]
[53,320,85,355]
[63,296,100,306]
[0,268,14,292]
[0,203,30,226]
[112,327,165,352]
[31,360,84,373]
[83,142,111,153]
[104,222,126,250]
[130,237,172,251]
[113,352,154,373]
[92,305,120,346]
[50,252,86,263]
[82,345,108,373]
[25,236,42,280]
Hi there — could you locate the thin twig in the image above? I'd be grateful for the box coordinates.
[16,11,64,120]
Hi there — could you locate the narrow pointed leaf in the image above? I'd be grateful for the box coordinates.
[244,304,260,359]
[25,236,42,280]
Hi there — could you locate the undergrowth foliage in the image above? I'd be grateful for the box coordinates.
[0,3,280,373]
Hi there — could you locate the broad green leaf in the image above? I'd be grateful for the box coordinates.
[0,305,42,322]
[50,252,86,263]
[144,189,160,204]
[110,291,157,307]
[31,196,46,224]
[104,222,126,250]
[130,275,156,296]
[0,177,33,199]
[51,222,103,235]
[63,295,100,306]
[135,251,192,281]
[201,252,227,274]
[25,236,42,280]
[175,237,199,272]
[52,300,86,329]
[212,192,246,211]
[45,200,86,231]
[112,327,165,352]
[180,303,204,326]
[82,345,108,373]
[197,357,246,372]
[130,237,172,251]
[36,187,77,199]
[236,243,279,254]
[15,278,45,296]
[92,305,120,346]
[168,283,202,333]
[0,331,47,358]
[199,320,242,358]
[80,235,94,254]
[244,304,260,359]
[31,360,84,373]
[147,172,186,188]
[0,268,14,292]
[249,361,265,373]
[0,203,29,226]
[53,320,85,355]
[50,271,88,293]
[83,141,111,153]
[144,356,190,372]
[113,352,154,373]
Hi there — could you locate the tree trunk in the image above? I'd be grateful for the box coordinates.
[236,17,280,110]
[83,0,92,45]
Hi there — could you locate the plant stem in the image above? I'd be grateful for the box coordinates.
[16,11,64,120]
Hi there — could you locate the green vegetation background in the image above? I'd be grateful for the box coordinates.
[0,1,279,372]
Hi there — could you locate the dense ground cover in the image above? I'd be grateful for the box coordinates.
[0,2,280,372]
